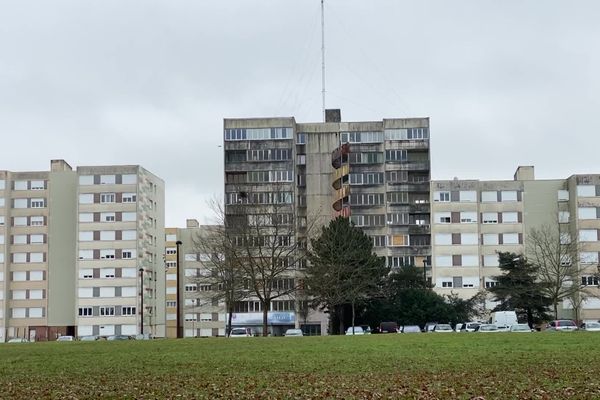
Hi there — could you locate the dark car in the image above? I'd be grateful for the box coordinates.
[546,320,577,331]
[379,321,399,333]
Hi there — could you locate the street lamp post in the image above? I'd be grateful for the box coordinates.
[422,259,427,287]
[139,267,144,335]
[176,240,183,338]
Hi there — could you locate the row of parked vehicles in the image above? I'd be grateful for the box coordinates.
[345,319,600,335]
[4,334,154,343]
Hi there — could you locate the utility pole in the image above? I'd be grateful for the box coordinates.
[321,0,326,122]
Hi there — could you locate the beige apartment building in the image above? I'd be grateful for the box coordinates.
[431,166,600,321]
[165,220,226,338]
[0,160,165,342]
[224,110,431,334]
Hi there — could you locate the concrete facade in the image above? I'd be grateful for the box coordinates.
[0,160,165,341]
[223,111,431,334]
[431,166,600,321]
[164,220,227,338]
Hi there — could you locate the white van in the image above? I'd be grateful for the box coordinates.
[490,311,518,331]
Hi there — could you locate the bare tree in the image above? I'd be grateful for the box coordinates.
[220,186,320,336]
[526,223,590,319]
[191,221,247,337]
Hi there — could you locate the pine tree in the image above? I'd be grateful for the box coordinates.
[488,252,551,326]
[305,216,388,333]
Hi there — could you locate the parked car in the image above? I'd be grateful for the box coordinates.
[478,324,500,333]
[379,321,399,333]
[360,325,372,334]
[580,321,600,332]
[56,335,75,341]
[107,335,131,341]
[458,322,481,332]
[284,329,304,337]
[345,326,365,335]
[7,338,29,343]
[79,335,99,341]
[546,320,578,331]
[229,327,254,338]
[134,334,153,340]
[432,324,453,333]
[424,322,437,332]
[509,324,534,333]
[401,325,422,333]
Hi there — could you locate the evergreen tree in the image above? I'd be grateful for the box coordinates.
[488,252,551,326]
[306,216,388,333]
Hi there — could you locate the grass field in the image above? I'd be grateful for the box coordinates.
[1,333,600,399]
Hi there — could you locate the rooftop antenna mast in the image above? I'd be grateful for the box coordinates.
[321,0,326,122]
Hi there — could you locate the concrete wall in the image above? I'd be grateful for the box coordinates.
[47,168,77,326]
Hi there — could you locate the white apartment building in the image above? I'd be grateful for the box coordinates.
[0,160,165,342]
[431,166,600,320]
[165,221,226,338]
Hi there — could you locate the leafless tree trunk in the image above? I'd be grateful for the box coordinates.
[527,223,589,319]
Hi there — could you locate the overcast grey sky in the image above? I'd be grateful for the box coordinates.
[2,1,599,227]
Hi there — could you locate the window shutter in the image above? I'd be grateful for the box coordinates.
[452,255,462,266]
[93,249,100,259]
[116,212,122,221]
[93,231,100,241]
[116,249,122,259]
[93,213,101,222]
[498,234,504,245]
[93,193,100,203]
[116,193,122,203]
[451,212,460,223]
[116,174,122,184]
[452,233,461,245]
[115,231,122,240]
[93,269,100,279]
[93,175,100,184]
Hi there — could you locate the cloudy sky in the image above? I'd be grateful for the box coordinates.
[2,1,599,227]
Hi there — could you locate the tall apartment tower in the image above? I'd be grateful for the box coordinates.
[0,160,165,342]
[431,166,600,321]
[164,220,226,338]
[224,111,431,334]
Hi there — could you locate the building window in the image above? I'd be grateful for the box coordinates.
[122,174,137,184]
[460,212,477,223]
[482,212,498,224]
[579,230,598,242]
[441,281,453,288]
[500,191,518,202]
[582,276,600,286]
[122,193,137,203]
[100,175,116,185]
[79,269,93,279]
[558,190,569,201]
[78,307,93,317]
[101,250,116,259]
[31,198,45,208]
[122,306,137,316]
[459,191,477,202]
[100,193,116,204]
[481,191,497,202]
[122,250,135,259]
[100,306,115,316]
[185,284,197,292]
[79,175,94,185]
[577,185,596,197]
[502,212,519,223]
[434,192,450,202]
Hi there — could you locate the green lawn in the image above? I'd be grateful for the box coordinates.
[1,333,600,399]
